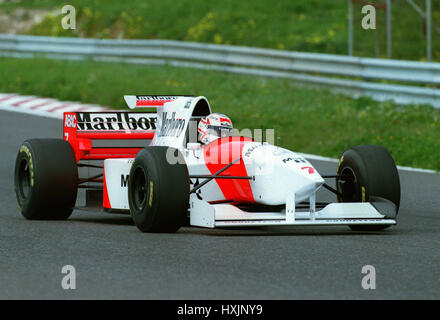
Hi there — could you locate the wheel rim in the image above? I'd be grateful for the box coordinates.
[132,166,149,211]
[17,159,31,201]
[337,166,359,202]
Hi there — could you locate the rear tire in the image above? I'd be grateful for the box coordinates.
[14,139,78,220]
[336,145,400,231]
[128,147,189,233]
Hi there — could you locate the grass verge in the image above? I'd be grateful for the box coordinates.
[0,57,439,170]
[0,0,439,61]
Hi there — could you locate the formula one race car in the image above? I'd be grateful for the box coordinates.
[14,95,401,233]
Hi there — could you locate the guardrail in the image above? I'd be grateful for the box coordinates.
[1,34,439,107]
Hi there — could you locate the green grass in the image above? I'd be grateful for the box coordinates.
[1,0,439,61]
[1,57,439,170]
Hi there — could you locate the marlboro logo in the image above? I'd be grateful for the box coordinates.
[159,111,186,137]
[75,113,157,131]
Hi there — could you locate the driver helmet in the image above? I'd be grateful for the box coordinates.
[197,113,233,145]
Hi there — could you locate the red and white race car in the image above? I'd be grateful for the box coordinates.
[14,95,400,233]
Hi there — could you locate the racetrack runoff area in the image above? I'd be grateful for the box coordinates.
[0,107,439,299]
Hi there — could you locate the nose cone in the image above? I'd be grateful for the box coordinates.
[243,144,324,205]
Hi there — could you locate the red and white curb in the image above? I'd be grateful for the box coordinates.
[0,93,437,174]
[0,93,111,119]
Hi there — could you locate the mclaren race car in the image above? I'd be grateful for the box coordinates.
[14,95,401,233]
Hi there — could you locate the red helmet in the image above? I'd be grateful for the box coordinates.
[198,113,233,144]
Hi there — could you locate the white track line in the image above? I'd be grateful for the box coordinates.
[298,153,438,174]
[0,93,437,174]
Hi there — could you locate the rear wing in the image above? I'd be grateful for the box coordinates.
[123,95,210,149]
[63,112,157,161]
[124,95,193,109]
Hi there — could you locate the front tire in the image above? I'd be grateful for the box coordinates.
[14,139,78,220]
[336,145,400,231]
[128,147,189,233]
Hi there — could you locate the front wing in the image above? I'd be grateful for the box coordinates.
[189,194,396,228]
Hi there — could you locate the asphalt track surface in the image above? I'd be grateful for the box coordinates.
[0,110,439,299]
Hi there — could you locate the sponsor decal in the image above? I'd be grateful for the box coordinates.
[137,95,181,101]
[158,111,186,137]
[337,156,344,172]
[121,174,129,187]
[190,178,203,200]
[15,146,34,211]
[301,166,315,174]
[184,98,193,109]
[148,181,154,207]
[15,195,22,212]
[64,114,77,128]
[135,95,192,106]
[272,147,289,156]
[76,113,156,131]
[282,157,307,164]
[244,144,263,157]
[327,219,384,223]
[19,145,34,187]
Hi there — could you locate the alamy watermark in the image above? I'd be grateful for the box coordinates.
[61,265,76,290]
[165,126,277,168]
[61,5,76,30]
[361,5,376,30]
[361,265,376,290]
